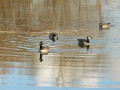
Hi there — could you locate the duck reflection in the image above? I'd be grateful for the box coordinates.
[78,44,90,50]
[39,54,43,62]
[39,42,49,62]
[78,43,90,54]
[49,33,58,42]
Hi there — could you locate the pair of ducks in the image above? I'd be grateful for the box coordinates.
[77,23,110,47]
[39,33,58,62]
[39,33,58,55]
[40,22,110,55]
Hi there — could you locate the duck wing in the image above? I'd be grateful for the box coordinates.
[77,39,87,43]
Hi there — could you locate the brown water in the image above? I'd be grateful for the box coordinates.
[0,0,120,89]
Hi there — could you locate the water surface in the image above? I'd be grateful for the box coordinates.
[0,0,120,90]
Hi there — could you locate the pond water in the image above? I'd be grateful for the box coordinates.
[0,0,120,90]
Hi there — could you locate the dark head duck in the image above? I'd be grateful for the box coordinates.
[39,42,49,55]
[49,33,58,42]
[99,23,110,30]
[77,36,93,47]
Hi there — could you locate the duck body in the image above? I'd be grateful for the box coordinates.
[99,23,110,30]
[39,42,49,55]
[77,39,90,47]
[40,47,49,55]
[49,33,58,42]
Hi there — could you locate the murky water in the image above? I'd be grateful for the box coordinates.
[0,0,120,89]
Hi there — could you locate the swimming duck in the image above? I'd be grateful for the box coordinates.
[99,23,110,30]
[39,42,49,55]
[77,36,93,47]
[49,33,58,42]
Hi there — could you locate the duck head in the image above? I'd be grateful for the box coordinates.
[87,36,93,40]
[40,42,43,45]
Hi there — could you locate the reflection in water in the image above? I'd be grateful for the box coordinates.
[78,44,90,53]
[0,0,101,34]
[39,54,43,62]
[0,0,120,89]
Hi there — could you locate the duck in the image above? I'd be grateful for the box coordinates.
[39,42,49,55]
[77,36,93,47]
[99,23,110,30]
[49,33,58,42]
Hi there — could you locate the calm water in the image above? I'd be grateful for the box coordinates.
[0,0,120,90]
